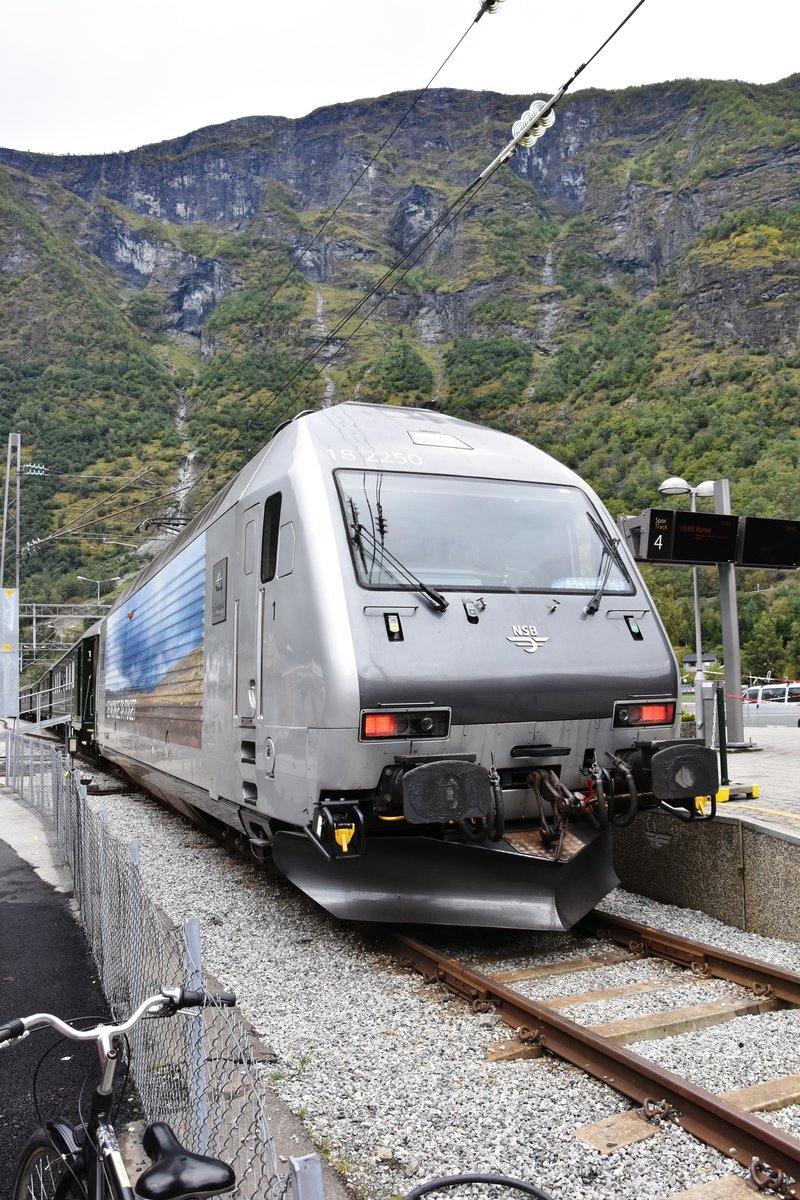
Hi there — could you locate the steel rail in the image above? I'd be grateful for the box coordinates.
[381,930,800,1195]
[578,910,800,1006]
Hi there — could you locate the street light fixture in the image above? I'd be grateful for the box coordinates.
[76,575,122,604]
[658,477,716,739]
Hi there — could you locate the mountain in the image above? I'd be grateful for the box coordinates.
[1,76,798,675]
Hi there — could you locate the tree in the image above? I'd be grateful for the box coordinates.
[741,612,787,680]
[368,334,433,401]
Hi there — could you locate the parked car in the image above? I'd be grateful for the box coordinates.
[742,682,800,727]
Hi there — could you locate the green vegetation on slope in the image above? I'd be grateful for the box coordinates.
[0,78,798,676]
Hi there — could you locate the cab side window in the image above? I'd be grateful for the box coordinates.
[261,493,282,583]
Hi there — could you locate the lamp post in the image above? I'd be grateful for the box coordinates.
[77,575,122,604]
[711,479,745,747]
[658,477,716,739]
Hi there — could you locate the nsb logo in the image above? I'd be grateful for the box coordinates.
[506,625,549,654]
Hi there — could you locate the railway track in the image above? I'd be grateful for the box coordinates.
[55,747,800,1196]
[379,914,800,1198]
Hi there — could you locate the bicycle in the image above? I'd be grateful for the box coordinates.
[1,987,238,1200]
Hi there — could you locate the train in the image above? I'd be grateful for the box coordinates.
[21,402,718,929]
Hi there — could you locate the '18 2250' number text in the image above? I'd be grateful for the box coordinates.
[325,449,423,465]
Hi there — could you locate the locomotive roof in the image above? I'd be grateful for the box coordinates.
[318,403,573,474]
[111,403,582,612]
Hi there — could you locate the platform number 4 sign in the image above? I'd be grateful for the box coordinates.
[646,511,674,560]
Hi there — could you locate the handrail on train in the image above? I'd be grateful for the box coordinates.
[19,679,74,725]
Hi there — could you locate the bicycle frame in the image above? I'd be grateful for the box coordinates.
[4,988,237,1200]
[84,1108,136,1200]
[21,995,162,1198]
[43,1117,133,1200]
[39,1028,139,1199]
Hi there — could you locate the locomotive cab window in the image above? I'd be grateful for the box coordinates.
[336,471,634,596]
[261,493,282,583]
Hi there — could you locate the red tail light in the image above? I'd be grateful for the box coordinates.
[640,703,674,724]
[613,700,676,728]
[363,713,401,738]
[360,708,451,741]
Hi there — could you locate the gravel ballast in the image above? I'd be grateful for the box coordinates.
[81,774,800,1200]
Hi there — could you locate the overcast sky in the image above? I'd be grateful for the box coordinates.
[3,0,797,155]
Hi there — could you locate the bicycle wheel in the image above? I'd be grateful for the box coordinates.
[11,1130,85,1200]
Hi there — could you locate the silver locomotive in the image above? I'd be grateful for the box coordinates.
[52,403,719,928]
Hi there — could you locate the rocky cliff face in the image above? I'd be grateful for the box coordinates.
[1,84,796,343]
[0,79,798,512]
[2,81,797,353]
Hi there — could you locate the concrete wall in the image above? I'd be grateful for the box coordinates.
[613,810,800,943]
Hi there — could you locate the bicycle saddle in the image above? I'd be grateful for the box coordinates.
[135,1122,236,1200]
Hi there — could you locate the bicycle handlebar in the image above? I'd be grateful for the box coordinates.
[0,987,237,1046]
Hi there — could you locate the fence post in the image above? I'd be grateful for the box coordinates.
[44,743,50,821]
[183,918,210,1154]
[39,741,45,817]
[127,841,144,1011]
[54,750,64,859]
[52,749,59,848]
[288,1155,327,1200]
[70,773,82,919]
[98,807,113,995]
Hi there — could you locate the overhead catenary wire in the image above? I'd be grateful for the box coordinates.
[20,469,159,555]
[182,0,508,424]
[29,0,649,557]
[22,481,191,554]
[22,1,513,564]
[164,0,652,512]
[478,0,649,177]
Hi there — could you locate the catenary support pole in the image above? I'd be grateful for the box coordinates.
[714,480,745,746]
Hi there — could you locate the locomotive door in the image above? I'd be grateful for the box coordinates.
[234,503,263,722]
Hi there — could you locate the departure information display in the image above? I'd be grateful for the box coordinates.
[643,508,739,564]
[738,516,800,569]
[621,509,800,569]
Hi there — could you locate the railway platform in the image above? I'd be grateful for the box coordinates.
[614,723,800,944]
[720,725,800,839]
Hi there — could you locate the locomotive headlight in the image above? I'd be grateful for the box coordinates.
[613,700,676,729]
[360,708,450,741]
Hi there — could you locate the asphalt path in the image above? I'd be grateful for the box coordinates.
[0,836,110,1196]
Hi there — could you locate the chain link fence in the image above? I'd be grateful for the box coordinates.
[3,730,323,1200]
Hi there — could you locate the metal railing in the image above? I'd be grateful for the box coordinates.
[18,678,74,727]
[3,730,323,1200]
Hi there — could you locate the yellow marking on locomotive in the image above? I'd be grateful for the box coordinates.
[334,824,356,853]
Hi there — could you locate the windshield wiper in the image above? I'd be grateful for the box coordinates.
[350,522,449,613]
[584,512,625,616]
